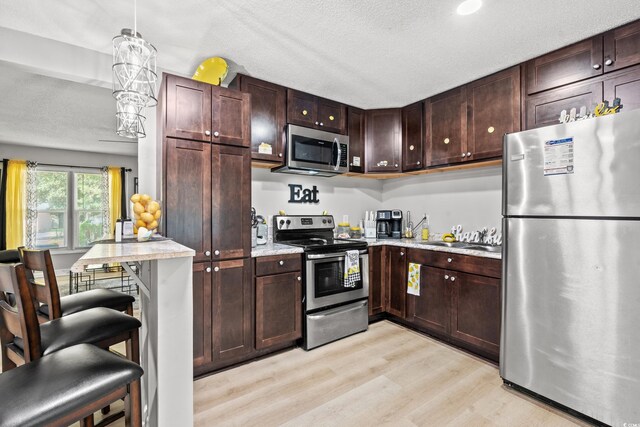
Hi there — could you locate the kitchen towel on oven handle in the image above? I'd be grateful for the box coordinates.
[343,250,361,288]
[407,262,420,296]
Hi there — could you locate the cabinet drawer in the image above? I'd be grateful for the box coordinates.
[406,248,501,279]
[255,254,302,276]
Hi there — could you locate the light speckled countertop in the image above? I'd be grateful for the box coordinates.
[363,239,502,259]
[251,239,500,259]
[251,242,304,258]
[71,240,196,272]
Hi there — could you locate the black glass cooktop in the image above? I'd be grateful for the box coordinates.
[280,237,367,252]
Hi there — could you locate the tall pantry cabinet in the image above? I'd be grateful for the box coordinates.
[158,74,253,376]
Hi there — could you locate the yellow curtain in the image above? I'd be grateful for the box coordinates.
[108,166,122,237]
[5,160,26,249]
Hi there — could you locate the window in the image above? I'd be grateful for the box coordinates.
[34,168,106,250]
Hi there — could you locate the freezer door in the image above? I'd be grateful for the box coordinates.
[501,218,640,426]
[503,109,640,218]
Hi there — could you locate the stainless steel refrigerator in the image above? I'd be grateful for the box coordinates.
[501,109,640,426]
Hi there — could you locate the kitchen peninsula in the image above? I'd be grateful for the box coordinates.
[71,240,195,427]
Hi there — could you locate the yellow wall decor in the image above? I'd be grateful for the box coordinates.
[192,57,228,86]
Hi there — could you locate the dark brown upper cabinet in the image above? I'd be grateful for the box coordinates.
[604,65,640,112]
[287,89,346,134]
[526,20,640,95]
[231,74,286,162]
[603,20,640,73]
[164,74,249,147]
[347,107,365,173]
[466,66,521,161]
[164,138,212,263]
[525,37,603,95]
[401,101,424,171]
[525,80,603,130]
[426,87,467,167]
[211,144,251,261]
[365,109,402,173]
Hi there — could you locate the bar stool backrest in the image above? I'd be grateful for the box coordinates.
[19,248,62,320]
[0,263,42,363]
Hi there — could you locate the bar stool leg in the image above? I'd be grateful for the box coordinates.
[125,379,142,427]
[80,414,95,427]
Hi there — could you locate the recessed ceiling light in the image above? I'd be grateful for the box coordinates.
[457,0,482,15]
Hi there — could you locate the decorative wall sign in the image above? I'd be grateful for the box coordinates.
[288,184,320,204]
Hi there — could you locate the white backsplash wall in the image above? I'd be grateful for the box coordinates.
[251,168,383,225]
[381,166,503,234]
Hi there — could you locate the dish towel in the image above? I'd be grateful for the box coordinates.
[343,250,361,288]
[407,262,421,296]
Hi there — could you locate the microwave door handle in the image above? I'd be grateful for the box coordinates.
[332,138,341,171]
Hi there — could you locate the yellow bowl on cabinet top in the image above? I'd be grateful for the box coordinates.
[192,57,228,86]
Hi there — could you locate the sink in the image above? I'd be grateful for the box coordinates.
[418,241,472,248]
[464,245,502,253]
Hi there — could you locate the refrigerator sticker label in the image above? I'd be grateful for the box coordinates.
[544,137,574,176]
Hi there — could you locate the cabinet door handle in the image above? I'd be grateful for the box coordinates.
[213,131,219,137]
[417,161,421,165]
[205,250,211,256]
[279,260,284,266]
[214,266,220,272]
[395,164,399,168]
[462,153,466,158]
[605,58,614,66]
[444,274,449,280]
[467,152,471,157]
[214,250,220,256]
[205,130,211,136]
[278,153,283,157]
[447,257,453,263]
[206,267,212,273]
[400,251,404,256]
[593,64,601,70]
[297,276,302,281]
[320,122,324,126]
[450,276,456,282]
[315,121,319,125]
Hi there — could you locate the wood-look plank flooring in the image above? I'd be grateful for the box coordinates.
[194,321,589,426]
[1,321,590,426]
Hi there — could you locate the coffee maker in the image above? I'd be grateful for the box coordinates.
[376,210,403,239]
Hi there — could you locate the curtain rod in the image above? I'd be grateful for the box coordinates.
[36,162,132,172]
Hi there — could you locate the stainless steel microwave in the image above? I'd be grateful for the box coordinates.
[273,124,349,177]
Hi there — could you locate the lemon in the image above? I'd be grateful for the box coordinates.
[147,220,158,230]
[141,194,151,203]
[136,219,146,228]
[140,212,154,224]
[133,202,145,214]
[147,201,160,214]
[154,209,162,219]
[130,194,141,203]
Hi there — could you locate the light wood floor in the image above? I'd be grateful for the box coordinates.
[194,321,589,427]
[2,321,590,426]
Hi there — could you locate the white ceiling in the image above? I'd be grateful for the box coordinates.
[0,61,138,155]
[1,0,639,109]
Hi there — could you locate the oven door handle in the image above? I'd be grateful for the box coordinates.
[307,300,367,318]
[307,250,368,260]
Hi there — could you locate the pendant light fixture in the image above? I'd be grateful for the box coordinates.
[112,0,157,138]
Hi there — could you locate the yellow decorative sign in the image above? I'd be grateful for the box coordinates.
[594,98,623,116]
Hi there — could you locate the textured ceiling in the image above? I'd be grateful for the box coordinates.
[0,62,137,155]
[1,1,639,109]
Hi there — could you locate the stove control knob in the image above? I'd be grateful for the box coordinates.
[322,219,327,224]
[286,220,291,225]
[279,219,285,228]
[328,219,332,223]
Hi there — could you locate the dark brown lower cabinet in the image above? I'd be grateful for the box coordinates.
[368,246,385,317]
[211,258,253,366]
[193,258,253,376]
[385,246,407,318]
[406,266,450,337]
[403,248,502,362]
[449,271,501,359]
[193,262,212,370]
[255,271,302,350]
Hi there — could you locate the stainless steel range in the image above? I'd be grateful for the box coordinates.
[274,215,369,350]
